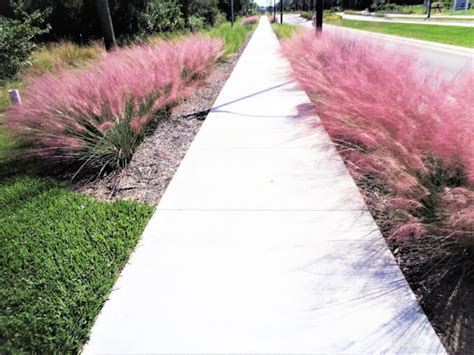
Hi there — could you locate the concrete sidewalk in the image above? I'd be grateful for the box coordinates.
[84,17,445,353]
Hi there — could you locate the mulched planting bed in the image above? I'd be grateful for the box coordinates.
[78,36,250,205]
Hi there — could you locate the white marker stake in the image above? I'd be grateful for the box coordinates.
[8,89,22,106]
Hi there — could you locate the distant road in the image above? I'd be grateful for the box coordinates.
[283,14,473,79]
[341,13,474,27]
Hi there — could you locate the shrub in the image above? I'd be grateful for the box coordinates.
[283,32,473,242]
[0,3,50,79]
[187,0,220,26]
[300,11,314,20]
[5,36,223,173]
[138,0,184,35]
[188,15,206,32]
[214,10,228,26]
[242,15,260,26]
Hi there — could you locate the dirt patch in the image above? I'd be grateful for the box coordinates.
[78,34,252,205]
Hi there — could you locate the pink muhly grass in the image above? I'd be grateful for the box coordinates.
[5,35,223,172]
[242,16,260,26]
[282,31,474,244]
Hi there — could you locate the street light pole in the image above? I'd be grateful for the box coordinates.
[231,0,235,27]
[427,0,432,18]
[96,0,116,51]
[273,0,276,18]
[280,0,283,24]
[315,0,323,32]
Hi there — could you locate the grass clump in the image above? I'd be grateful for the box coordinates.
[208,21,254,54]
[241,15,260,26]
[271,23,302,39]
[0,177,153,353]
[4,36,222,174]
[327,18,474,47]
[23,41,104,77]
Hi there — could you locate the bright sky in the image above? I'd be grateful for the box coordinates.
[255,0,276,6]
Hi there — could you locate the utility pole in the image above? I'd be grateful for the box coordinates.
[231,0,235,27]
[315,0,323,32]
[96,0,116,51]
[280,0,283,24]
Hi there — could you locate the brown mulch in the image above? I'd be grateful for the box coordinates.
[77,36,251,205]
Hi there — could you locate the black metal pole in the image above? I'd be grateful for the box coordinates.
[273,0,276,18]
[315,0,323,32]
[280,0,283,23]
[231,0,235,26]
[96,0,116,51]
[427,0,432,18]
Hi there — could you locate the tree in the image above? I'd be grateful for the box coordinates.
[0,1,50,78]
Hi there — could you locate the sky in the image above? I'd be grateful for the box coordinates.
[255,0,277,7]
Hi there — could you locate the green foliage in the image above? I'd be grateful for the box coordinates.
[300,11,314,20]
[0,2,50,79]
[214,10,227,26]
[0,176,154,353]
[23,41,103,77]
[271,23,301,39]
[188,15,206,31]
[0,125,17,161]
[139,0,184,34]
[239,0,258,15]
[81,99,170,172]
[188,0,220,25]
[324,13,343,21]
[208,21,253,54]
[4,0,261,41]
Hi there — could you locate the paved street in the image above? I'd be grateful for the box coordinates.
[341,13,474,27]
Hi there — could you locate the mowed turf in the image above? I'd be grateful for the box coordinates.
[0,177,153,352]
[332,19,474,47]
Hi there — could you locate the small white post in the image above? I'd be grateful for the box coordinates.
[8,89,22,106]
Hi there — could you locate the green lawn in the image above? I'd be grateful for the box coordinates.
[0,69,153,353]
[0,177,153,353]
[443,8,474,15]
[330,19,474,47]
[1,109,153,353]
